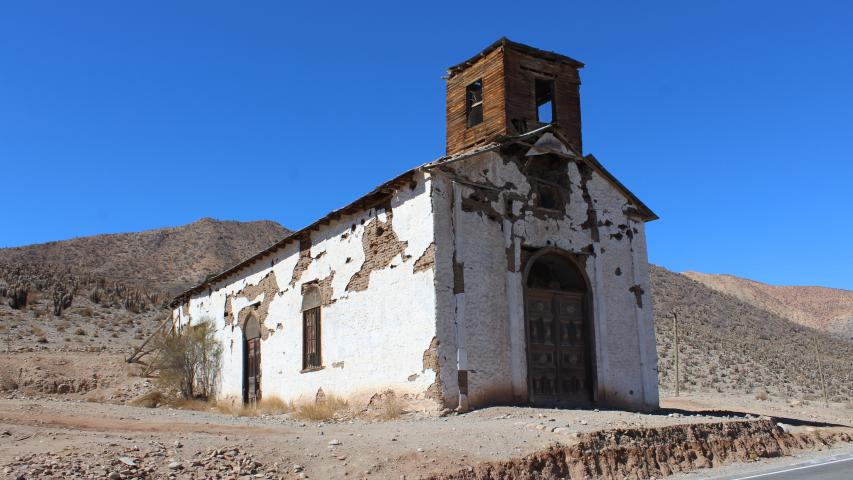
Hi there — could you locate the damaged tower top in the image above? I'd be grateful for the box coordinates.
[445,37,584,156]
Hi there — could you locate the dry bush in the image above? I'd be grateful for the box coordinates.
[130,390,165,408]
[171,398,213,411]
[755,389,769,401]
[0,373,18,391]
[30,326,44,337]
[256,396,294,415]
[213,402,258,417]
[36,336,48,344]
[154,319,221,399]
[364,390,404,420]
[378,395,403,420]
[294,394,348,421]
[74,328,86,336]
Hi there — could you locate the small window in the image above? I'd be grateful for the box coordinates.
[466,79,484,127]
[534,181,562,210]
[303,307,321,370]
[535,78,554,124]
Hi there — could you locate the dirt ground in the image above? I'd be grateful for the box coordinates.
[1,352,852,478]
[1,389,851,479]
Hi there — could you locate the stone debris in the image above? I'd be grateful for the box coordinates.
[2,444,284,479]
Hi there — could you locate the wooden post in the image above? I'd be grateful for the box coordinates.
[673,310,680,397]
[813,337,829,408]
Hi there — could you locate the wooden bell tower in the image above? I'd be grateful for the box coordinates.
[445,38,584,156]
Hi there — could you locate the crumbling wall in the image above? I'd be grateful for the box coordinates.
[171,172,441,407]
[430,132,659,410]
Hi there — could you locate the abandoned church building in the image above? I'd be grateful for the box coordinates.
[171,38,660,412]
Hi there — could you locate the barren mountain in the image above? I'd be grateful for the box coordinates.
[684,271,853,339]
[2,217,851,407]
[0,218,290,294]
[652,265,853,403]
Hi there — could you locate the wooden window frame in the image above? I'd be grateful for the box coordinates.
[534,77,555,124]
[531,179,565,212]
[466,79,484,128]
[302,306,322,372]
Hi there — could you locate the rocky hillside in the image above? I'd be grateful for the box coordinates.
[0,218,290,294]
[2,217,851,406]
[651,265,853,403]
[684,271,853,339]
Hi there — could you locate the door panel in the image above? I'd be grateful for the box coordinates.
[526,289,590,405]
[244,337,261,404]
[554,292,588,403]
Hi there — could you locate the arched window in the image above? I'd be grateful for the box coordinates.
[301,285,322,370]
[526,254,586,292]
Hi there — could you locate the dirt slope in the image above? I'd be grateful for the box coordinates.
[651,265,853,403]
[0,218,290,294]
[683,271,853,339]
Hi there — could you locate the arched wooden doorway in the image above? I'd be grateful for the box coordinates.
[242,313,262,405]
[524,251,594,406]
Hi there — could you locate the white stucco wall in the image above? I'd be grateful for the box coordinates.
[173,173,440,407]
[430,135,659,411]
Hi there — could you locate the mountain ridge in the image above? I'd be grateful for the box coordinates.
[683,271,853,339]
[0,218,291,295]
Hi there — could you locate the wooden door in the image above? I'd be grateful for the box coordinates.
[244,337,261,404]
[526,290,590,405]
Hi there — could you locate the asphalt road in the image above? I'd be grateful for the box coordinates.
[713,453,853,480]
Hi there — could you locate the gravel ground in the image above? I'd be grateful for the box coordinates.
[1,393,850,479]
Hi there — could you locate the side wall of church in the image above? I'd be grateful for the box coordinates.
[172,172,442,408]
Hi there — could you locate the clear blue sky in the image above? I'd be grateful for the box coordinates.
[1,1,851,289]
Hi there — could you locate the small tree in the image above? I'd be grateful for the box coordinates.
[155,319,222,399]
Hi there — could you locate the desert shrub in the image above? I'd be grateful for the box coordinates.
[36,336,48,344]
[214,402,260,417]
[30,326,44,337]
[171,398,213,411]
[154,319,222,400]
[755,389,769,401]
[256,396,293,415]
[0,373,18,391]
[378,395,403,420]
[294,394,348,421]
[130,390,164,408]
[74,328,86,336]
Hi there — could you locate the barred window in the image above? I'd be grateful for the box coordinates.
[302,285,322,370]
[302,307,321,369]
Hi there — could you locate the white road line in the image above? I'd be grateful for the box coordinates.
[729,456,853,479]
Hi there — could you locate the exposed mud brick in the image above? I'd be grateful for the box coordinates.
[228,271,281,340]
[346,210,408,292]
[422,337,443,404]
[290,236,313,287]
[413,243,436,273]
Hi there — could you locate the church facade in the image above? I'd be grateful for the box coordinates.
[171,38,660,412]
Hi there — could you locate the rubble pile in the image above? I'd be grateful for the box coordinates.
[2,443,302,479]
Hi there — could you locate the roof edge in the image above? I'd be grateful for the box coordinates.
[170,168,420,307]
[447,37,584,76]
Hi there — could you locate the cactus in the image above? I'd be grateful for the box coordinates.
[8,285,28,310]
[89,288,102,304]
[52,288,73,316]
